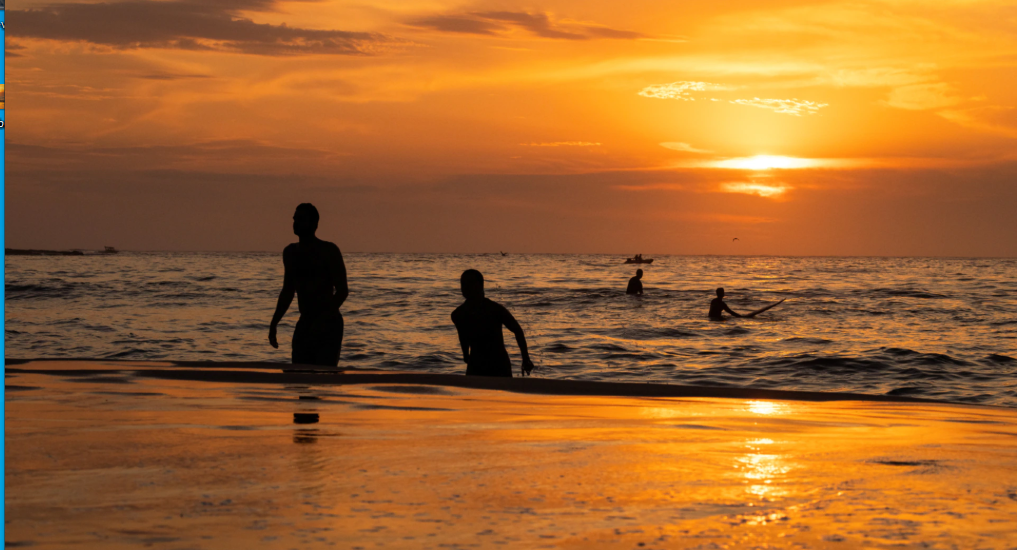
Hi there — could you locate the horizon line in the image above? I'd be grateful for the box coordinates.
[6,249,1015,260]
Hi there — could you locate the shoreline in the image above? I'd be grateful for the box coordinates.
[5,358,980,407]
[7,357,1016,548]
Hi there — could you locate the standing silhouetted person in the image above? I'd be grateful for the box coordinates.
[268,203,349,366]
[626,269,644,295]
[708,287,742,320]
[452,269,535,377]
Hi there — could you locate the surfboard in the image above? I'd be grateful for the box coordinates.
[744,298,786,318]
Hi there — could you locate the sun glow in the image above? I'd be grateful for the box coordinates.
[714,155,819,170]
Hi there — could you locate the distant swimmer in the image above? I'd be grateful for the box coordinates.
[709,287,741,320]
[626,269,644,295]
[452,269,535,377]
[269,203,349,366]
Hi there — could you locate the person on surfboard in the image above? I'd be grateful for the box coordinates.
[709,287,785,320]
[709,287,742,319]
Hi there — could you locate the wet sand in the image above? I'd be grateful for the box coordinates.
[6,360,1017,548]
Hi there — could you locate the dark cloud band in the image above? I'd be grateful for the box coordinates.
[408,10,646,41]
[12,0,391,56]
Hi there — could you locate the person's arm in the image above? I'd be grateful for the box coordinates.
[451,311,470,364]
[269,246,296,348]
[723,302,742,318]
[502,307,535,376]
[328,245,349,311]
[637,281,643,295]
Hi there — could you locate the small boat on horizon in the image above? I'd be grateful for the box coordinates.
[624,255,653,264]
[102,246,119,254]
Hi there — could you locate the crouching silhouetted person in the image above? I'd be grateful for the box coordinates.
[268,203,348,366]
[452,269,535,377]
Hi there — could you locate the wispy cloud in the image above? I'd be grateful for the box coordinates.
[660,142,712,154]
[730,98,828,116]
[637,81,729,101]
[410,15,503,36]
[939,106,1017,138]
[884,83,960,111]
[521,141,602,147]
[133,72,213,81]
[11,0,393,56]
[639,83,826,115]
[720,182,791,198]
[614,183,686,191]
[408,11,645,41]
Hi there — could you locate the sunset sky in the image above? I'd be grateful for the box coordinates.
[7,0,1017,255]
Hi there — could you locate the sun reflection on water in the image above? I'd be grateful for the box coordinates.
[737,437,793,500]
[745,400,791,416]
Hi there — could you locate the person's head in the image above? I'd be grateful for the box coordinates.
[460,269,484,299]
[716,287,725,298]
[293,203,319,238]
[636,269,643,278]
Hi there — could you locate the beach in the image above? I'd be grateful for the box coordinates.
[7,359,1017,549]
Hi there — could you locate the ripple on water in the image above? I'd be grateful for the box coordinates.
[4,253,1017,406]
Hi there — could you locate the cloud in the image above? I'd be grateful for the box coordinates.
[11,0,393,56]
[826,66,937,88]
[7,139,345,173]
[133,72,214,81]
[885,83,961,111]
[730,98,828,116]
[409,15,504,36]
[408,11,645,41]
[5,42,27,58]
[522,142,601,147]
[939,106,1017,138]
[720,182,791,198]
[660,142,712,154]
[640,82,829,115]
[637,81,729,101]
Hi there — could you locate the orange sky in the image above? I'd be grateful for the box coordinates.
[7,0,1017,255]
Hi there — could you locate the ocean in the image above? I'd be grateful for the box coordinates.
[5,253,1016,406]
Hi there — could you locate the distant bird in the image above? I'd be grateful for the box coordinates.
[500,251,508,256]
[732,238,740,242]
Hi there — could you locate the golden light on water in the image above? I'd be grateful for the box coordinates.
[738,438,793,500]
[746,401,791,415]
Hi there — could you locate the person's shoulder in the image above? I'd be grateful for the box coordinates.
[283,243,299,259]
[451,301,472,324]
[318,240,342,255]
[485,298,512,316]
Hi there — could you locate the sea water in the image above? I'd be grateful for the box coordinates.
[5,253,1016,406]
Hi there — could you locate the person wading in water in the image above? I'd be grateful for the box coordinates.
[451,269,535,377]
[268,203,348,366]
